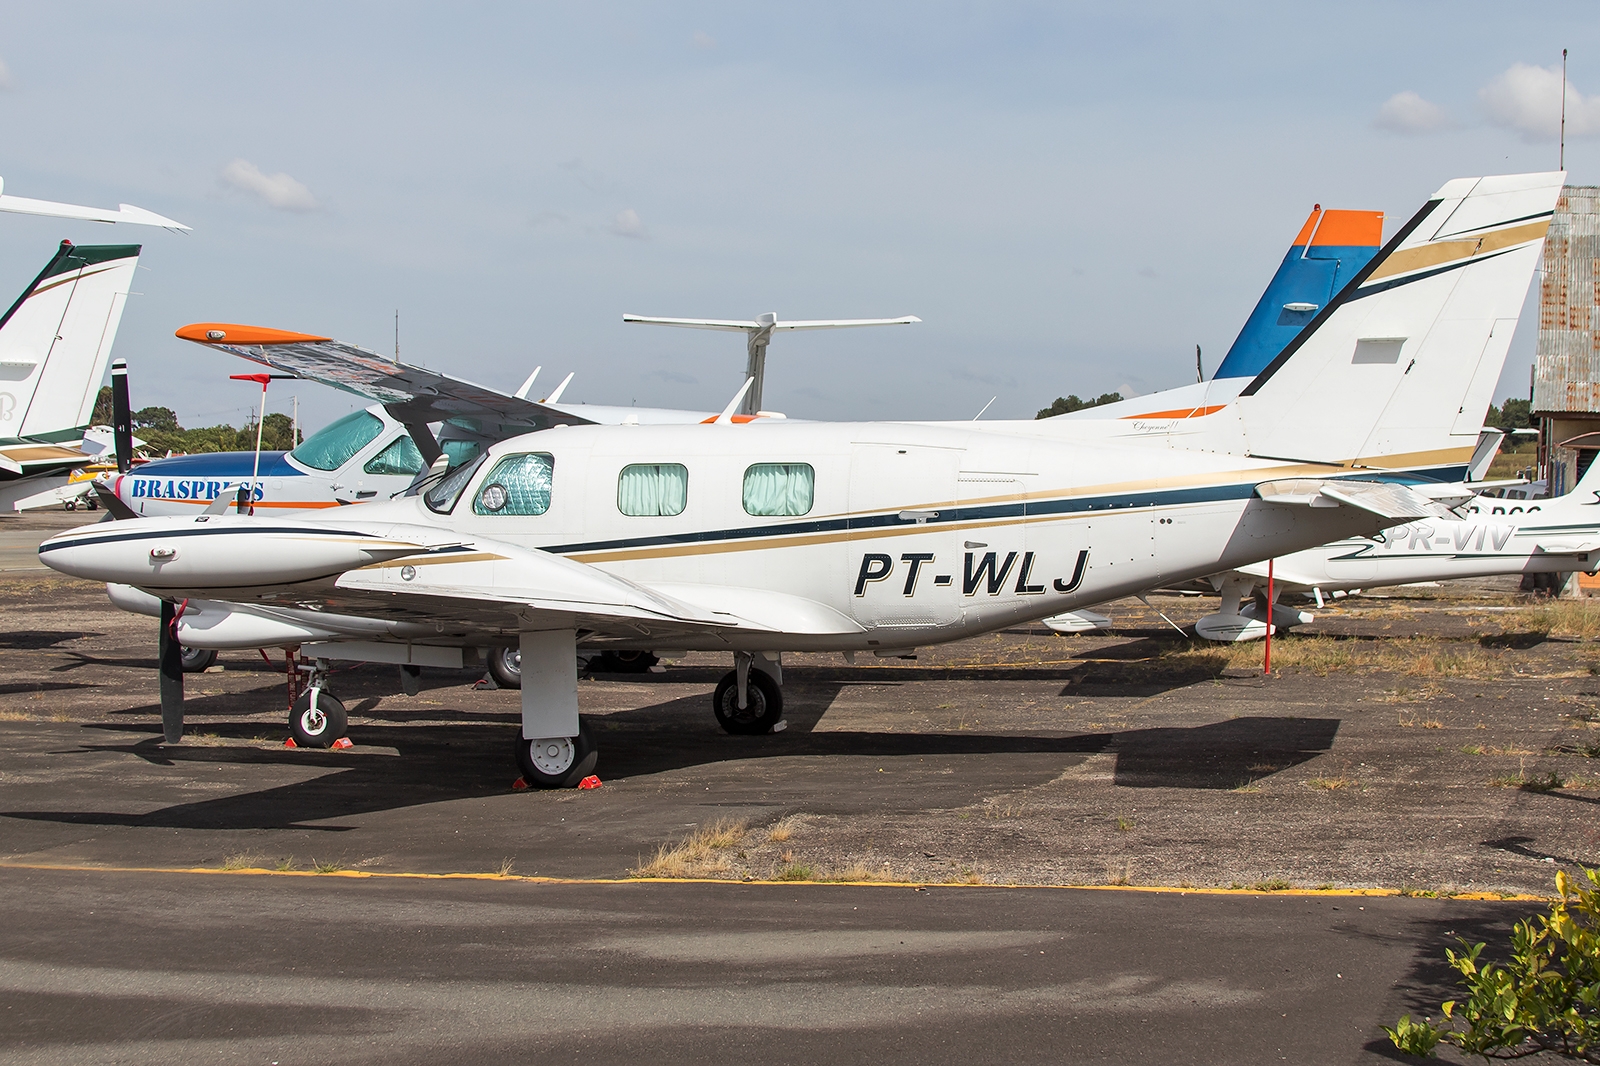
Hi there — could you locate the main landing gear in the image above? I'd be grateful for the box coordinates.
[514,719,598,788]
[712,651,784,735]
[289,658,349,748]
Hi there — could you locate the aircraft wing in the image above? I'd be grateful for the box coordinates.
[1232,561,1337,587]
[38,515,864,642]
[174,323,596,431]
[622,314,920,332]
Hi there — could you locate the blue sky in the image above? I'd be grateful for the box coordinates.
[0,2,1592,431]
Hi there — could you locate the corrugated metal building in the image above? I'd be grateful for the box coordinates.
[1533,185,1600,494]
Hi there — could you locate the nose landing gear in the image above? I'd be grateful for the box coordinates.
[288,658,349,748]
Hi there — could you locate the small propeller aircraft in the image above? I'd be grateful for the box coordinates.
[1184,456,1600,641]
[44,171,1561,789]
[0,175,186,511]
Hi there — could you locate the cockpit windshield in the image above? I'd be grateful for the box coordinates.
[424,452,488,514]
[290,410,384,471]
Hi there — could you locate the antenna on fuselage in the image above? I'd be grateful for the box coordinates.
[621,312,920,416]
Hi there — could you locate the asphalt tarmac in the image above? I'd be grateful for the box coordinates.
[0,511,1580,1062]
[0,865,1509,1064]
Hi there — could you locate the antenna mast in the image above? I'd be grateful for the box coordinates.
[1195,344,1204,383]
[1561,48,1569,170]
[394,309,399,362]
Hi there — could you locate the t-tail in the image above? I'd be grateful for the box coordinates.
[0,240,141,445]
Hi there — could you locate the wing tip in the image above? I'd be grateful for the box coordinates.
[175,322,333,345]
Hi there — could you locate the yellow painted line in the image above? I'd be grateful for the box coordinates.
[0,862,1551,900]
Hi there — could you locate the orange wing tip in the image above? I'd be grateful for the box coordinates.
[175,322,332,345]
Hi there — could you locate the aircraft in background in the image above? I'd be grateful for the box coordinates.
[0,175,187,510]
[44,172,1560,786]
[1051,204,1386,420]
[0,241,144,511]
[1184,456,1600,641]
[0,175,188,231]
[108,315,917,516]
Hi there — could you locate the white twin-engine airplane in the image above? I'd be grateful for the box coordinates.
[40,172,1560,788]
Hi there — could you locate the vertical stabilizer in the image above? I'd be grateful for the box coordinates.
[1234,173,1562,470]
[1211,207,1384,380]
[0,241,141,444]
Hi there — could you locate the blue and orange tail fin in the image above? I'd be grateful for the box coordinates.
[1210,206,1383,380]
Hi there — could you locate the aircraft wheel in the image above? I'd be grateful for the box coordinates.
[514,719,597,788]
[488,645,522,689]
[179,645,217,673]
[290,689,348,749]
[712,668,783,735]
[589,650,659,674]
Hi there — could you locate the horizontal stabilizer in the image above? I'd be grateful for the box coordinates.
[1255,478,1458,521]
[0,193,189,231]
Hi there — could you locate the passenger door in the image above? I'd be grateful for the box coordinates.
[846,443,964,632]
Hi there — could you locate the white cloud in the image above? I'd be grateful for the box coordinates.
[1480,62,1600,142]
[219,159,319,211]
[609,207,647,239]
[1373,90,1451,134]
[0,61,14,90]
[692,30,716,49]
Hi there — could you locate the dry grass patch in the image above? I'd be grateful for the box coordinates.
[1135,633,1575,681]
[1307,775,1354,791]
[1529,599,1600,641]
[631,818,749,878]
[220,852,265,871]
[0,710,35,721]
[765,816,801,844]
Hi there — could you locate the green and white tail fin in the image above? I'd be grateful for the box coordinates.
[0,240,140,444]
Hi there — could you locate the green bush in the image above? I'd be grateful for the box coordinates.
[1387,867,1600,1061]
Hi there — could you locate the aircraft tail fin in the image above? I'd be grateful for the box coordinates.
[0,240,140,443]
[1211,207,1384,381]
[1232,172,1562,472]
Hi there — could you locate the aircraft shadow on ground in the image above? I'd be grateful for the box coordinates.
[0,675,1339,831]
[0,630,96,650]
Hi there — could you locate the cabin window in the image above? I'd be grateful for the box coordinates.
[618,463,688,516]
[440,439,481,467]
[423,453,486,513]
[290,410,385,471]
[364,435,426,476]
[743,463,814,517]
[473,452,555,516]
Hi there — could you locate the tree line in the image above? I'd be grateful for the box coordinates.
[91,386,302,454]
